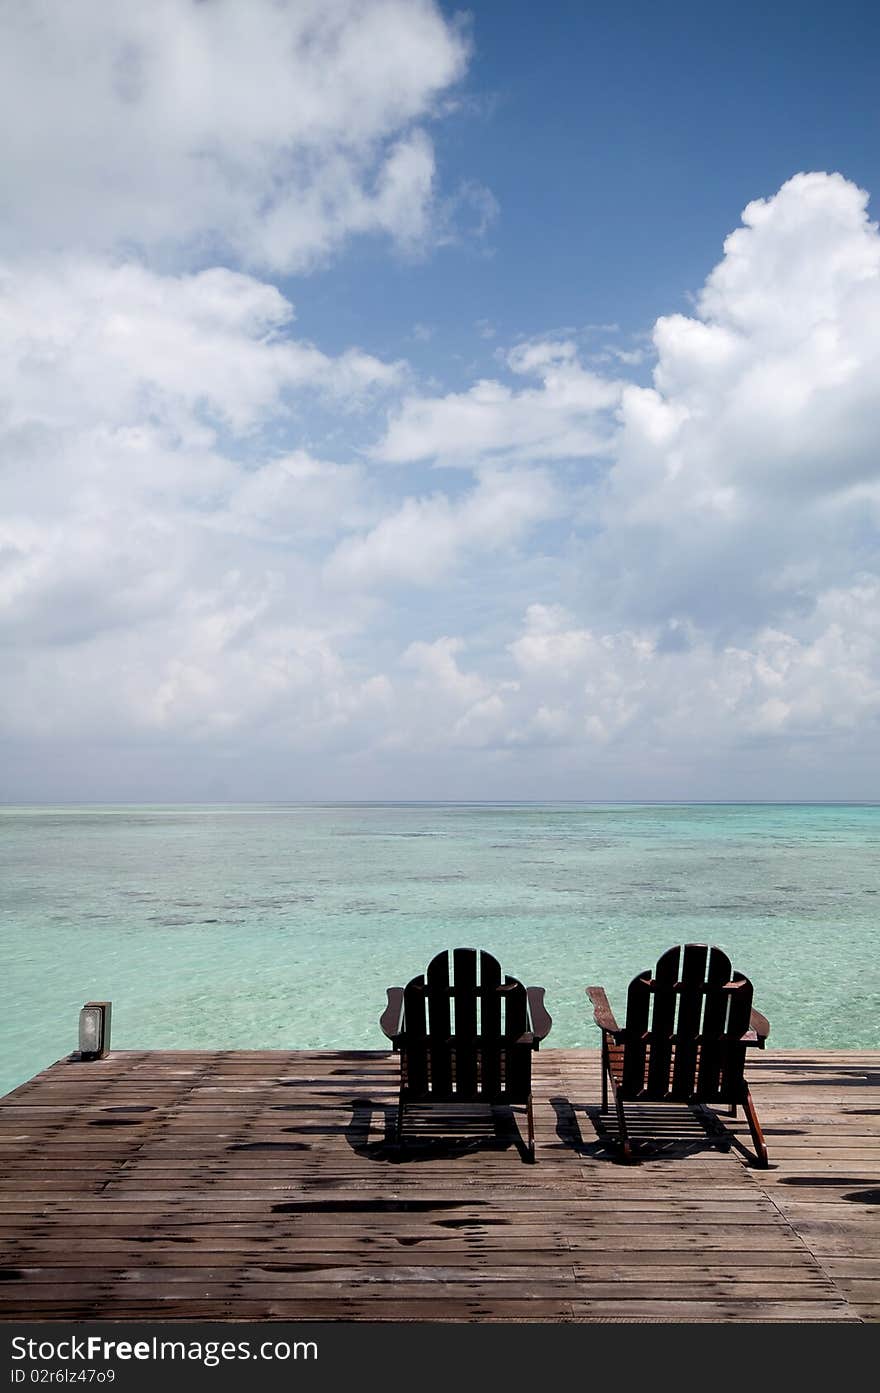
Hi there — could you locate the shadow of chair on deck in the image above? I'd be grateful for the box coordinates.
[548,1094,741,1163]
[344,1095,534,1164]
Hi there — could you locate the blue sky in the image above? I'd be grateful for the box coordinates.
[1,0,880,801]
[291,1,880,360]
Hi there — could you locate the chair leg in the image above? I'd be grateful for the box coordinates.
[741,1084,768,1168]
[728,1102,737,1118]
[525,1093,536,1163]
[612,1082,633,1161]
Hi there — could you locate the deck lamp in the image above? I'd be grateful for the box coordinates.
[78,1001,112,1060]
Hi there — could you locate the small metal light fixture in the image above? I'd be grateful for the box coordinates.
[78,1001,112,1060]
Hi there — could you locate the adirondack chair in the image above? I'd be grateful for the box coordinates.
[380,947,552,1161]
[587,943,770,1166]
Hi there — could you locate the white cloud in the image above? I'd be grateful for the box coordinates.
[325,466,562,586]
[0,251,405,667]
[0,0,470,270]
[4,170,880,797]
[365,587,880,770]
[0,258,399,441]
[503,593,880,751]
[217,451,371,543]
[374,338,621,465]
[0,605,391,747]
[371,171,880,639]
[586,172,880,634]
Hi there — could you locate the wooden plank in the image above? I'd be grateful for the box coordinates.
[0,1247,819,1270]
[0,1046,877,1323]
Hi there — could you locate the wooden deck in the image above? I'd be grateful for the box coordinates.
[0,1048,878,1323]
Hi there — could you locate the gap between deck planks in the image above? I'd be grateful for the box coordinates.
[0,1048,877,1323]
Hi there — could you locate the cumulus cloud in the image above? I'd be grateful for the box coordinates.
[358,171,880,786]
[326,467,561,586]
[505,593,880,750]
[374,338,621,465]
[0,258,399,441]
[373,172,880,642]
[216,451,372,543]
[0,0,470,270]
[0,601,394,749]
[371,170,880,637]
[0,253,401,668]
[595,172,880,632]
[4,167,880,797]
[364,587,880,784]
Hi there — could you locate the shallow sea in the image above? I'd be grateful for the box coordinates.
[1,803,879,1098]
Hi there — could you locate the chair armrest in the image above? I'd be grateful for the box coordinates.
[745,1006,770,1047]
[586,986,623,1039]
[379,987,404,1041]
[526,987,552,1043]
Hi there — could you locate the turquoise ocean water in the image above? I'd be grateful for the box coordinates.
[1,803,878,1098]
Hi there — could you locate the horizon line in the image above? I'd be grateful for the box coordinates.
[2,799,880,809]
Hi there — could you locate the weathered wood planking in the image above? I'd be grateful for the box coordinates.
[0,1048,877,1322]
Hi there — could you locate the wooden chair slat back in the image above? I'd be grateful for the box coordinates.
[719,971,753,1103]
[426,949,452,1097]
[621,944,755,1102]
[399,949,533,1104]
[621,971,651,1095]
[669,944,709,1097]
[645,944,679,1095]
[695,946,735,1099]
[480,950,503,1098]
[453,948,479,1097]
[402,970,428,1098]
[503,975,530,1099]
